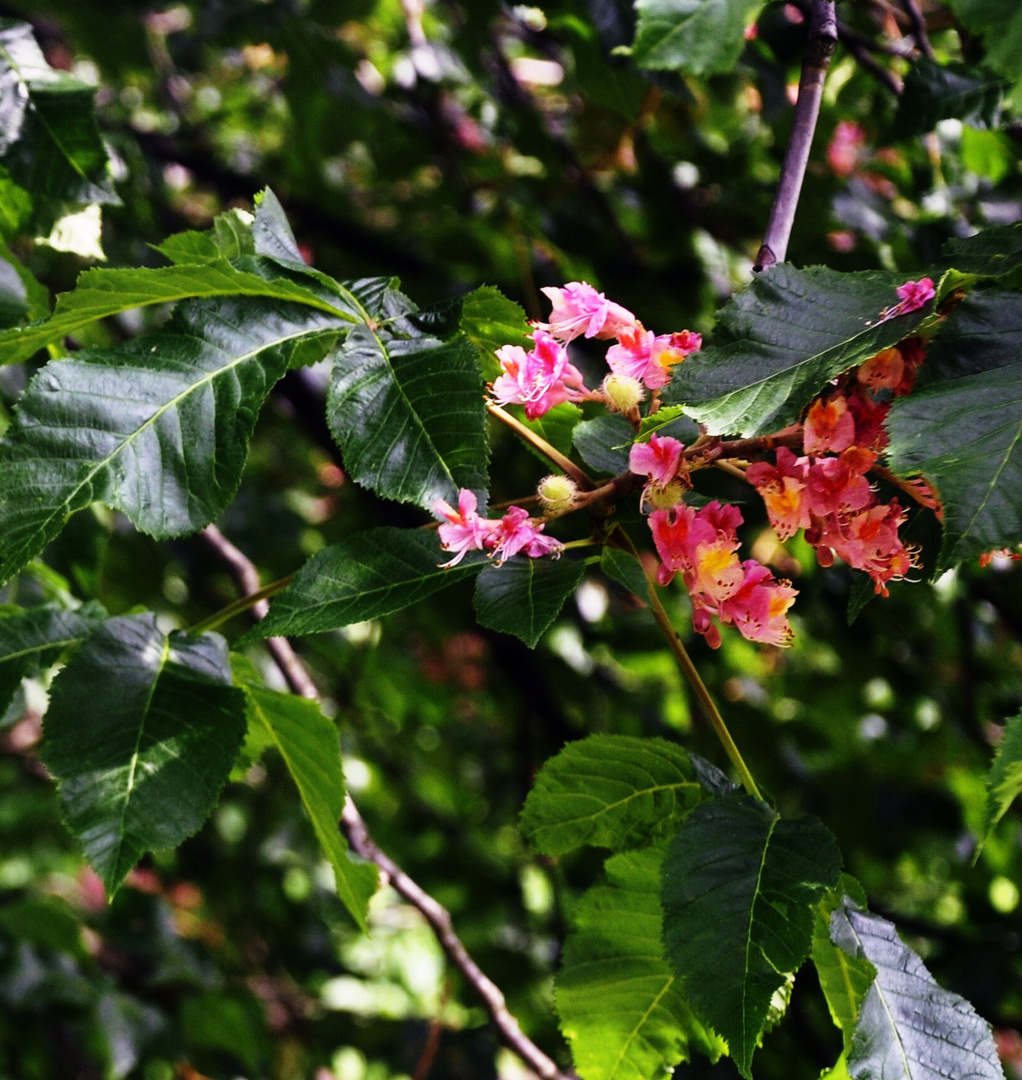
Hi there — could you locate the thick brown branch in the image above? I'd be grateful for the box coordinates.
[754,1,838,272]
[198,524,572,1080]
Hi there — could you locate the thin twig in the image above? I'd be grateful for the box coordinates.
[754,1,838,272]
[488,403,595,490]
[198,524,573,1080]
[898,0,936,59]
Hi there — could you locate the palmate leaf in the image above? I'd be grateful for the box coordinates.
[233,664,377,930]
[981,709,1022,847]
[326,325,488,509]
[557,846,725,1080]
[247,528,484,641]
[42,614,246,895]
[886,292,1022,568]
[893,59,1006,138]
[831,900,1004,1080]
[0,601,106,714]
[631,0,766,76]
[0,20,117,225]
[0,259,357,366]
[0,295,349,585]
[472,556,583,647]
[520,735,700,856]
[663,265,930,438]
[661,795,842,1078]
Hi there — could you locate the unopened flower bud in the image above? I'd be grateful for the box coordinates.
[538,474,578,512]
[602,373,644,414]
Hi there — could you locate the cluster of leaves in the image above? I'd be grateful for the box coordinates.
[2,2,1022,1079]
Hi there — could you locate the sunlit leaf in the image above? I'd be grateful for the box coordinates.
[520,734,700,856]
[664,266,930,438]
[557,846,725,1080]
[234,665,377,930]
[631,0,766,76]
[831,900,1004,1080]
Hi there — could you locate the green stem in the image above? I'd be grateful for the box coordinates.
[488,403,594,490]
[610,528,764,801]
[187,575,293,636]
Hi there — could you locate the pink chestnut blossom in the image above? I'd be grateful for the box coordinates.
[879,277,935,321]
[433,489,494,568]
[487,506,563,564]
[541,282,636,342]
[491,330,587,420]
[629,433,685,487]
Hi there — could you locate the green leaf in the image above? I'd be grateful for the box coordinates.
[0,252,27,329]
[473,556,583,647]
[893,59,1006,138]
[0,601,106,714]
[831,900,1004,1080]
[327,326,488,509]
[459,285,533,381]
[940,221,1022,283]
[664,266,930,438]
[813,881,876,1053]
[636,405,700,443]
[155,209,256,265]
[0,296,349,584]
[520,734,701,856]
[981,709,1022,846]
[600,546,654,605]
[0,259,357,366]
[41,614,246,895]
[247,528,484,641]
[886,292,1022,568]
[0,20,117,227]
[631,0,766,76]
[557,846,725,1080]
[948,0,1022,81]
[573,413,633,476]
[661,795,842,1078]
[233,669,377,930]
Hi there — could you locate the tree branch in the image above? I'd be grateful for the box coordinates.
[198,524,573,1080]
[754,1,838,272]
[898,0,936,59]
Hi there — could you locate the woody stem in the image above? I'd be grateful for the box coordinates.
[488,403,595,490]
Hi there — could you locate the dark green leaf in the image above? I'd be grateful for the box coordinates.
[600,546,653,605]
[0,253,26,329]
[0,601,106,714]
[247,528,484,640]
[981,709,1022,847]
[661,795,842,1078]
[233,668,377,930]
[573,413,633,476]
[831,900,1004,1080]
[520,734,700,856]
[893,59,1005,138]
[0,20,117,226]
[42,614,246,895]
[0,260,357,366]
[886,293,1022,568]
[664,266,930,438]
[473,556,582,647]
[813,882,876,1053]
[520,403,584,460]
[631,0,766,75]
[0,296,349,584]
[557,846,725,1080]
[155,209,256,265]
[948,0,1022,80]
[636,405,700,443]
[940,223,1022,286]
[327,326,488,509]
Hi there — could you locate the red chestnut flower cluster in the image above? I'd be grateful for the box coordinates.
[434,278,938,650]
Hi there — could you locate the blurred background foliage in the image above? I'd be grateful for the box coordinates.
[1,0,1021,1077]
